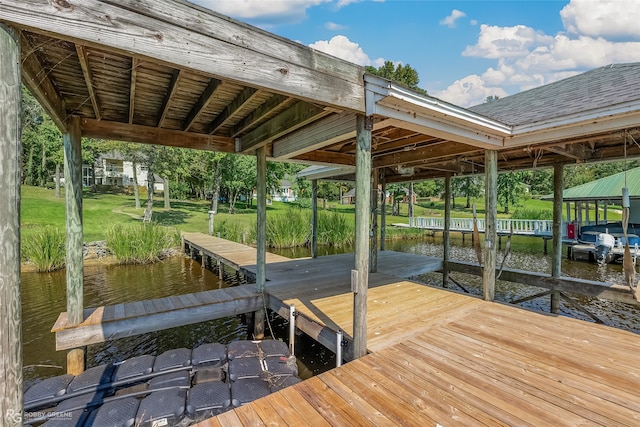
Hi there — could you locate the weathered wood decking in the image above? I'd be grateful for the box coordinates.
[200,292,640,426]
[177,232,640,426]
[52,284,262,350]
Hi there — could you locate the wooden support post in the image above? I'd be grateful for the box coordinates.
[311,179,318,258]
[443,173,451,288]
[254,145,267,339]
[604,203,608,223]
[595,200,599,225]
[483,150,498,301]
[0,24,23,423]
[353,115,371,359]
[566,201,571,222]
[586,201,590,225]
[551,163,563,314]
[64,116,85,375]
[380,170,386,251]
[370,170,378,273]
[408,181,414,220]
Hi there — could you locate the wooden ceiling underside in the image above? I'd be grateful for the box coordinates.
[12,15,640,184]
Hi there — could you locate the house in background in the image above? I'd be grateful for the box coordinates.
[271,179,296,202]
[87,152,164,191]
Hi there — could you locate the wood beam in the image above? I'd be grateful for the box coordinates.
[443,173,451,287]
[54,287,263,350]
[19,30,67,131]
[545,143,592,161]
[129,57,139,124]
[353,115,372,359]
[157,69,181,128]
[208,87,259,134]
[484,150,498,301]
[75,44,101,121]
[293,150,354,166]
[551,163,564,313]
[81,119,234,152]
[273,113,356,159]
[239,102,330,153]
[311,179,318,259]
[64,116,85,374]
[183,78,221,131]
[254,146,267,339]
[0,23,23,419]
[232,94,289,137]
[1,0,365,111]
[447,261,638,306]
[373,142,477,169]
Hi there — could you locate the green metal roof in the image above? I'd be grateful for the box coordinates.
[543,167,640,201]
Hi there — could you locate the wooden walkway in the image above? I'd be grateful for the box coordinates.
[52,284,262,350]
[174,232,640,426]
[200,293,640,426]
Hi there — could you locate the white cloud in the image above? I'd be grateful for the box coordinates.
[326,21,347,31]
[440,9,466,28]
[438,0,640,106]
[433,75,509,108]
[189,0,330,24]
[309,35,383,66]
[561,0,640,39]
[463,24,554,59]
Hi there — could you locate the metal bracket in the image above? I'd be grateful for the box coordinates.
[364,115,374,131]
[351,269,358,293]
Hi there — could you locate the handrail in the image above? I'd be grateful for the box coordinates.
[410,217,564,237]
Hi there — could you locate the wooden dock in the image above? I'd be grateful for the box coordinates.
[52,233,640,425]
[52,284,262,350]
[200,291,640,426]
[175,232,640,426]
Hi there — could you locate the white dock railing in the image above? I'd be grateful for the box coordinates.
[409,217,567,237]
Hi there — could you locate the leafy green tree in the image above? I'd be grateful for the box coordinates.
[365,61,427,95]
[497,171,525,214]
[413,179,444,198]
[452,176,483,208]
[484,95,500,103]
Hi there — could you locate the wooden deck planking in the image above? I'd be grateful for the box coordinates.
[203,297,640,426]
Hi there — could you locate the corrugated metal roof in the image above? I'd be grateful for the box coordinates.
[543,167,640,201]
[469,63,640,126]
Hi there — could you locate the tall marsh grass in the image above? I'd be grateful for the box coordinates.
[266,210,310,248]
[22,226,66,272]
[318,210,354,247]
[106,224,180,264]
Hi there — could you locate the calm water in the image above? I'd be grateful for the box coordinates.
[22,236,640,389]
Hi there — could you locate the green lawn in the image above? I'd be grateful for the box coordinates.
[21,186,621,244]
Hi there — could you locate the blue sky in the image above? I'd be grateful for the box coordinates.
[191,0,640,107]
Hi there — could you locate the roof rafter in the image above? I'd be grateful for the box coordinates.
[19,30,68,132]
[231,93,289,137]
[75,44,101,121]
[129,57,140,124]
[208,87,260,134]
[183,78,222,131]
[157,68,181,128]
[373,142,478,169]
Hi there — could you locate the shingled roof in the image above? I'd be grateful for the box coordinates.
[469,63,640,127]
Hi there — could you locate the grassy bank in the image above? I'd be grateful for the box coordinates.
[23,185,615,259]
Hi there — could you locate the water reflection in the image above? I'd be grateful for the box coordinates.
[22,257,246,389]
